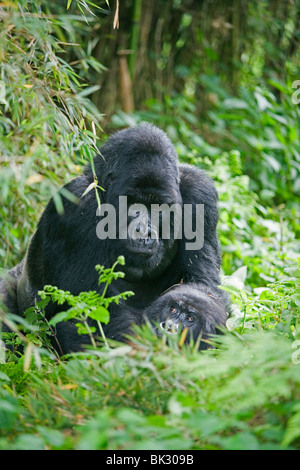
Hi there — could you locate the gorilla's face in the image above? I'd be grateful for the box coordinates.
[159,298,200,335]
[105,153,182,281]
[147,286,226,348]
[157,292,209,342]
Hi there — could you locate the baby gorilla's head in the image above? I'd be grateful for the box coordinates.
[145,283,228,349]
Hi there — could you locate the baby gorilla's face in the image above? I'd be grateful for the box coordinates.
[159,300,199,335]
[145,284,227,350]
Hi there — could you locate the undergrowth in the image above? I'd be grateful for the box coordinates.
[0,256,299,450]
[0,0,299,451]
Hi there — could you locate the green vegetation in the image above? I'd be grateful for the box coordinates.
[0,0,299,450]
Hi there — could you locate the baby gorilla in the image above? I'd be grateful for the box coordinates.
[145,283,228,350]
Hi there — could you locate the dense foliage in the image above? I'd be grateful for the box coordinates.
[0,0,299,450]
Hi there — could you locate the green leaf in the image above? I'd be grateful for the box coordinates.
[49,310,76,326]
[222,432,260,450]
[75,323,96,335]
[89,307,110,324]
[117,255,125,266]
[13,434,45,450]
[0,371,10,382]
[282,410,300,447]
[223,98,248,110]
[81,181,98,198]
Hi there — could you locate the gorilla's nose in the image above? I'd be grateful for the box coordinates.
[136,221,151,238]
[135,223,158,248]
[160,318,179,334]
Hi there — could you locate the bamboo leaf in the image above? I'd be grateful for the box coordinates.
[81,181,97,197]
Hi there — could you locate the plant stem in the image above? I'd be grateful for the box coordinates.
[97,321,110,349]
[84,320,97,349]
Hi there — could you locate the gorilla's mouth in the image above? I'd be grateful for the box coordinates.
[126,237,159,254]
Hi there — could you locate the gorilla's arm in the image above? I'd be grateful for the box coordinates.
[17,174,102,316]
[177,164,222,290]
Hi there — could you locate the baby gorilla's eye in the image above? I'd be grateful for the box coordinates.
[171,307,177,314]
[186,314,194,323]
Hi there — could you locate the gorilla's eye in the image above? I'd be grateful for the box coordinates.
[186,315,194,323]
[171,307,177,314]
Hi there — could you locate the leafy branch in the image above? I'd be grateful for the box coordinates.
[39,256,134,349]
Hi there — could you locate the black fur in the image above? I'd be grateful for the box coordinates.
[0,123,229,353]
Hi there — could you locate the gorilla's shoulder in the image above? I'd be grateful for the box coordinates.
[178,163,218,203]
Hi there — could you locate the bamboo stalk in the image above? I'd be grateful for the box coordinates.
[129,0,142,79]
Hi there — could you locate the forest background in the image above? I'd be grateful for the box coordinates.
[0,0,299,450]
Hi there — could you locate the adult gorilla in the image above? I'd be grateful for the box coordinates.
[0,123,228,352]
